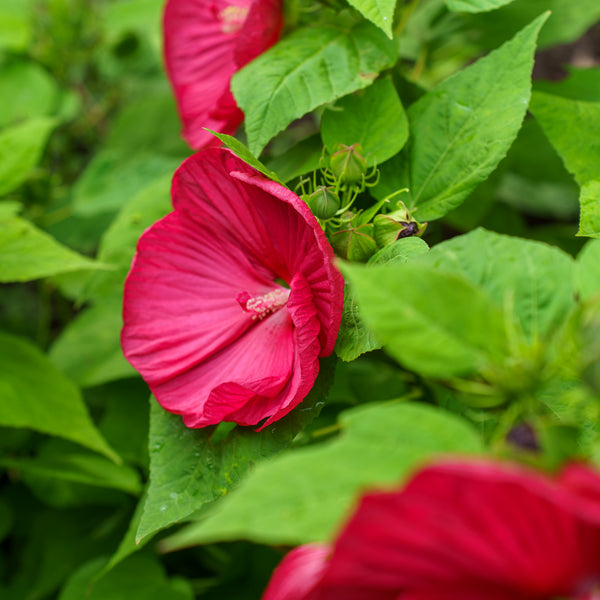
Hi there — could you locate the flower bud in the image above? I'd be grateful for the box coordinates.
[373,214,421,248]
[329,143,367,186]
[305,186,340,220]
[330,223,377,262]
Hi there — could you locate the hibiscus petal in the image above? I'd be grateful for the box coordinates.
[262,544,330,600]
[314,461,600,599]
[123,148,343,428]
[160,307,295,427]
[122,209,276,386]
[163,0,282,149]
[234,0,282,66]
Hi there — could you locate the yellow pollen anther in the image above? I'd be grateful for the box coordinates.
[219,5,249,34]
[237,289,289,321]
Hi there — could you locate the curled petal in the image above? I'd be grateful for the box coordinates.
[262,544,330,600]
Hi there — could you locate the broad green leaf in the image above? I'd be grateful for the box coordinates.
[232,18,397,155]
[207,130,284,184]
[0,444,141,495]
[446,0,515,12]
[321,77,409,166]
[72,151,181,216]
[421,229,576,342]
[335,237,429,362]
[534,67,600,103]
[344,0,395,38]
[101,497,150,577]
[579,180,600,239]
[0,0,33,51]
[0,332,119,462]
[136,358,335,542]
[59,554,193,600]
[0,117,56,195]
[577,239,600,303]
[0,208,103,282]
[342,262,507,378]
[0,60,61,128]
[465,0,600,50]
[72,87,189,216]
[97,381,150,469]
[162,402,483,548]
[389,13,548,221]
[530,92,600,185]
[6,507,123,600]
[49,302,135,387]
[265,134,323,182]
[529,92,600,237]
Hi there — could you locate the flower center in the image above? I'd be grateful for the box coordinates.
[237,288,290,321]
[219,5,249,34]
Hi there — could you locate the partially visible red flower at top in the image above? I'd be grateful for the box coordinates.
[163,0,283,149]
[262,461,600,600]
[121,147,343,428]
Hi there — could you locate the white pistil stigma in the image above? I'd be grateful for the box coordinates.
[237,288,290,321]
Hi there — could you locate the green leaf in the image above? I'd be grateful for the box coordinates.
[72,86,189,216]
[530,92,600,185]
[0,443,141,496]
[206,130,285,184]
[445,0,516,12]
[162,402,483,548]
[577,239,600,303]
[465,0,600,50]
[49,302,135,387]
[0,332,119,462]
[0,117,56,195]
[342,262,507,378]
[421,229,576,342]
[72,151,181,216]
[321,77,409,166]
[136,358,335,542]
[529,92,600,238]
[578,180,600,239]
[534,66,600,103]
[232,18,397,155]
[344,0,395,38]
[101,497,150,577]
[265,134,323,182]
[335,237,429,362]
[97,381,150,469]
[392,13,548,221]
[0,0,33,51]
[6,507,122,600]
[0,59,61,128]
[58,554,193,600]
[0,208,103,282]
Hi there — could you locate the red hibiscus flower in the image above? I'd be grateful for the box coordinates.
[262,461,600,600]
[163,0,283,149]
[121,147,343,428]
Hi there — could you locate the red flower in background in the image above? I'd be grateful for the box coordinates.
[262,461,600,600]
[121,148,343,428]
[163,0,283,149]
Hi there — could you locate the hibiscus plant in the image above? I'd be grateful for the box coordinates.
[1,0,600,598]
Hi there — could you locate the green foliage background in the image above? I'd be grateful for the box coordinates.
[1,0,599,597]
